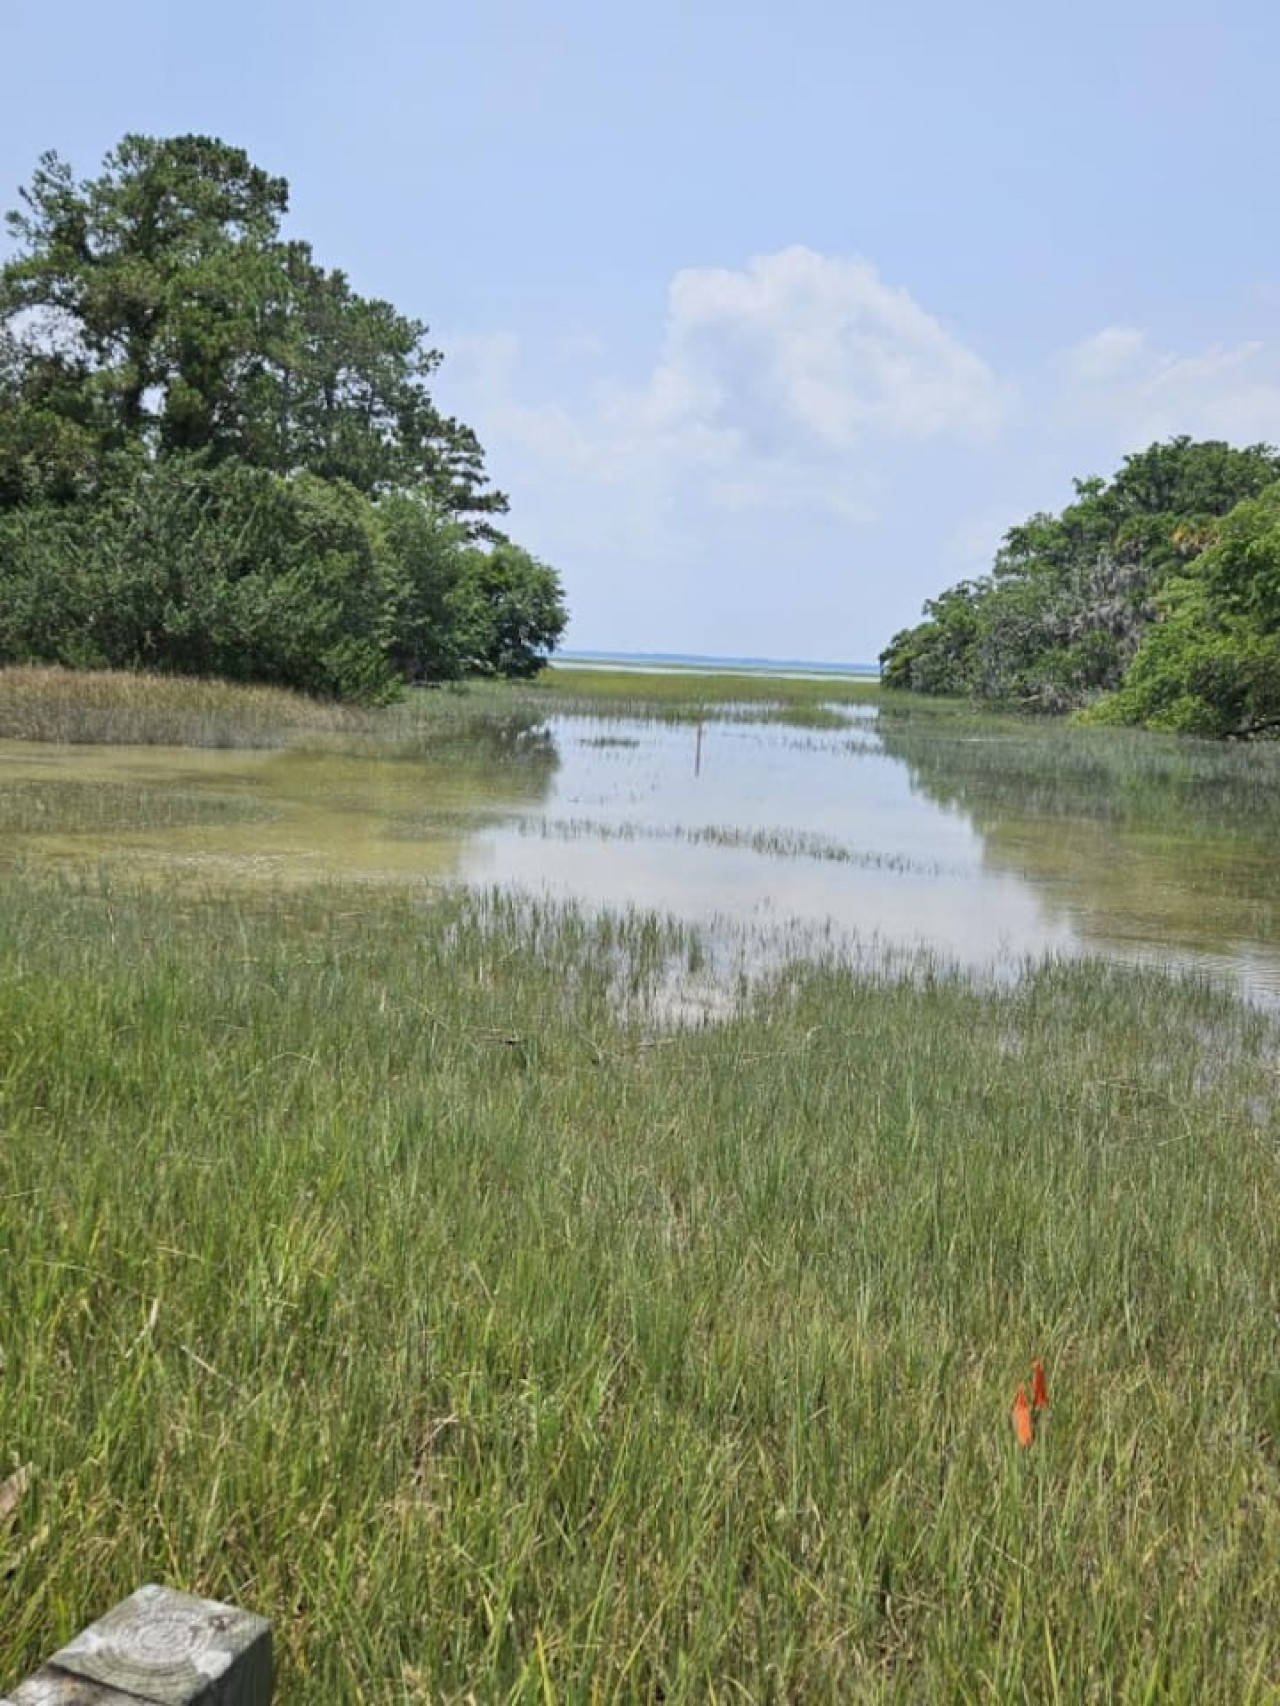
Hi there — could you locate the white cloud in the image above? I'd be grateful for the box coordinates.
[445,245,1007,541]
[434,249,1012,654]
[650,246,1008,450]
[1060,326,1280,446]
[436,267,1280,657]
[1061,326,1149,386]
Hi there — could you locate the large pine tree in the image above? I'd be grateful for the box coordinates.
[0,134,508,534]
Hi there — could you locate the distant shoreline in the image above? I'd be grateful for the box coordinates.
[553,649,879,680]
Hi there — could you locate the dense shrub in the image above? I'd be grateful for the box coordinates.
[0,458,398,699]
[0,457,566,702]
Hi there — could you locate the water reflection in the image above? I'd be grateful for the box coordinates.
[876,709,1280,1001]
[466,713,1077,970]
[2,699,1278,1005]
[464,707,1280,1005]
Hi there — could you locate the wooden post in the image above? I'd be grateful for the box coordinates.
[2,1585,271,1706]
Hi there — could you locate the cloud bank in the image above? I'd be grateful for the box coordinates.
[436,250,1280,659]
[1060,326,1280,448]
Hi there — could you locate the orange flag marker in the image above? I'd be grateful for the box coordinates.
[1012,1383,1034,1447]
[1032,1359,1049,1411]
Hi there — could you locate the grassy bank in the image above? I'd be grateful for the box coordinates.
[0,664,880,750]
[2,875,1279,1702]
[0,667,374,748]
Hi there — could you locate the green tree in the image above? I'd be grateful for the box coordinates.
[0,133,565,697]
[1087,484,1280,737]
[375,494,470,682]
[0,455,404,700]
[880,581,986,695]
[880,438,1280,714]
[449,545,568,677]
[0,324,108,508]
[2,136,287,453]
[0,135,508,532]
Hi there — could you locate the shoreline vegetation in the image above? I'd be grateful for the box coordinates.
[1,135,566,701]
[880,437,1280,738]
[1,664,1279,1700]
[0,663,884,747]
[0,665,373,747]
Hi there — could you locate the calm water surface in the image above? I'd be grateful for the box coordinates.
[2,703,1278,1004]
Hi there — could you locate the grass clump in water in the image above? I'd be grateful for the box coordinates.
[879,696,1280,833]
[519,814,957,875]
[1,873,1279,1702]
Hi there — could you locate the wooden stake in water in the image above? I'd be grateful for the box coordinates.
[2,1585,272,1706]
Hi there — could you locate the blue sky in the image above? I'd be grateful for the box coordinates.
[4,0,1278,660]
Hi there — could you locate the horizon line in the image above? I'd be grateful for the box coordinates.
[555,647,880,674]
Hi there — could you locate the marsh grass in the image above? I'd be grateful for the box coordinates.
[5,666,1280,1698]
[0,667,373,748]
[0,781,273,836]
[2,874,1280,1702]
[541,664,879,705]
[532,667,880,727]
[0,669,563,771]
[879,700,1280,833]
[511,815,959,876]
[0,666,879,753]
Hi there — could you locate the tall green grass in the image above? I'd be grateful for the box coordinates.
[2,874,1279,1702]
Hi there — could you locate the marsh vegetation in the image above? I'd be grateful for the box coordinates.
[2,665,1279,1703]
[0,664,1276,1003]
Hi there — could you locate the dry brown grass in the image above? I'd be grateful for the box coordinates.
[0,666,371,748]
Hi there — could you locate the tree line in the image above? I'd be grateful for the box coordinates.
[880,436,1280,737]
[0,134,566,700]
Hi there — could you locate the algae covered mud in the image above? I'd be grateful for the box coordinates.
[0,667,1278,1004]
